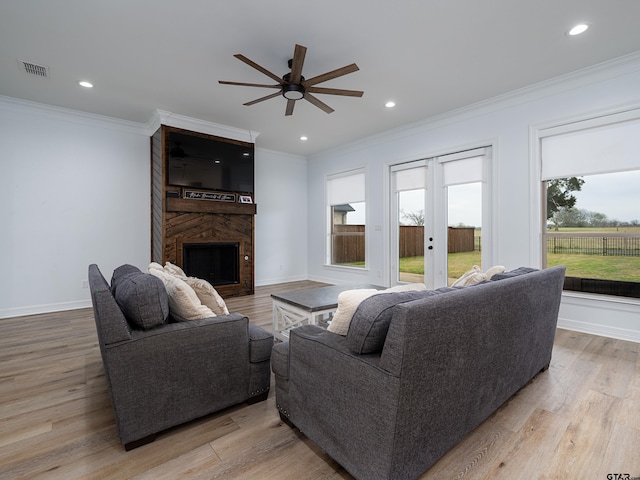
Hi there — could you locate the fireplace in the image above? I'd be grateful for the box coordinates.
[182,242,240,286]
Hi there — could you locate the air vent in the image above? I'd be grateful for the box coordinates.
[19,60,50,78]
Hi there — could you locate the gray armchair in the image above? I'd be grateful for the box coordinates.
[88,264,273,450]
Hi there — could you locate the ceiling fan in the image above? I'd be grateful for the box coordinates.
[219,44,364,116]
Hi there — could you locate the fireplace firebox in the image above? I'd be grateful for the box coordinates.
[182,242,240,286]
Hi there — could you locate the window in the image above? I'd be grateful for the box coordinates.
[540,110,640,298]
[327,169,366,268]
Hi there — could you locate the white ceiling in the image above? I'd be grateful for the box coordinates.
[2,0,640,156]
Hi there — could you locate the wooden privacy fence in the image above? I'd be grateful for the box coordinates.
[332,226,477,264]
[332,225,365,264]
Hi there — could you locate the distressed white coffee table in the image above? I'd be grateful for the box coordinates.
[271,284,383,341]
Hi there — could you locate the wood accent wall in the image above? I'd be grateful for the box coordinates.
[150,125,255,297]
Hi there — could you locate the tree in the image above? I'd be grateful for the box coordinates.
[546,177,584,230]
[401,209,424,226]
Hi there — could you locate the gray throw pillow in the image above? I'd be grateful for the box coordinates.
[347,290,434,355]
[491,267,538,281]
[114,271,169,330]
[110,264,142,296]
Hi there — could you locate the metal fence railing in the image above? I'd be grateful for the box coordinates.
[545,233,640,256]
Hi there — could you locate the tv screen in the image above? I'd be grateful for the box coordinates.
[167,131,254,194]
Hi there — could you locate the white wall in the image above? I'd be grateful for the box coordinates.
[0,97,150,317]
[254,148,308,285]
[306,53,640,342]
[0,97,308,317]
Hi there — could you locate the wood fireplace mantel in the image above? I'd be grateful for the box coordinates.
[166,197,256,215]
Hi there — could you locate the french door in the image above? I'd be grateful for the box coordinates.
[390,147,490,289]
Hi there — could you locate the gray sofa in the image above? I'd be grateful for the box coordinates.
[88,263,273,450]
[271,266,566,480]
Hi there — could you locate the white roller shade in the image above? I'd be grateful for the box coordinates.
[541,113,640,180]
[327,170,365,205]
[439,148,487,187]
[394,165,426,192]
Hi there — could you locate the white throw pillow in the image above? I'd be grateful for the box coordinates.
[327,289,380,336]
[164,261,188,279]
[485,265,506,279]
[149,269,215,321]
[148,262,164,273]
[452,265,484,287]
[184,276,229,316]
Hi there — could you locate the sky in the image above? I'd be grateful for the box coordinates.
[571,170,640,223]
[345,169,639,227]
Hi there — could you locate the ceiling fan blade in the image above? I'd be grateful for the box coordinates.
[219,80,281,89]
[289,44,307,84]
[234,54,285,84]
[243,91,282,106]
[285,99,296,116]
[303,63,359,87]
[306,86,364,97]
[304,93,335,114]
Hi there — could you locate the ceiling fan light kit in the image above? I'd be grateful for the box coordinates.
[282,83,305,100]
[219,44,363,116]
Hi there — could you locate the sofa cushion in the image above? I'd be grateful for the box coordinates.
[149,268,216,322]
[347,290,434,354]
[491,266,539,281]
[184,277,229,316]
[113,271,169,330]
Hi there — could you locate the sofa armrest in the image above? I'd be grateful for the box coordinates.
[248,323,273,363]
[286,325,401,473]
[102,313,252,443]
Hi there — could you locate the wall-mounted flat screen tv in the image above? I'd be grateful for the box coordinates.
[167,130,254,194]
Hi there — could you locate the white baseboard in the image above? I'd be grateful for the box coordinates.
[255,274,308,287]
[0,300,92,319]
[557,317,640,343]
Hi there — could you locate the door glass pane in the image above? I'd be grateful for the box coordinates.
[447,182,482,285]
[398,189,425,283]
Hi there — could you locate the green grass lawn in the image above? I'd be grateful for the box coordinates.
[400,251,640,282]
[546,253,640,282]
[399,251,481,280]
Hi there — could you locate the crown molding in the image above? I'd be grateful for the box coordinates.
[147,109,260,143]
[310,51,640,160]
[0,95,148,136]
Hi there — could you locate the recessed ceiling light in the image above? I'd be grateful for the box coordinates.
[568,24,589,36]
[385,101,396,108]
[78,81,93,88]
[300,136,308,141]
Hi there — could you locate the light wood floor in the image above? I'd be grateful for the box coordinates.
[1,280,639,479]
